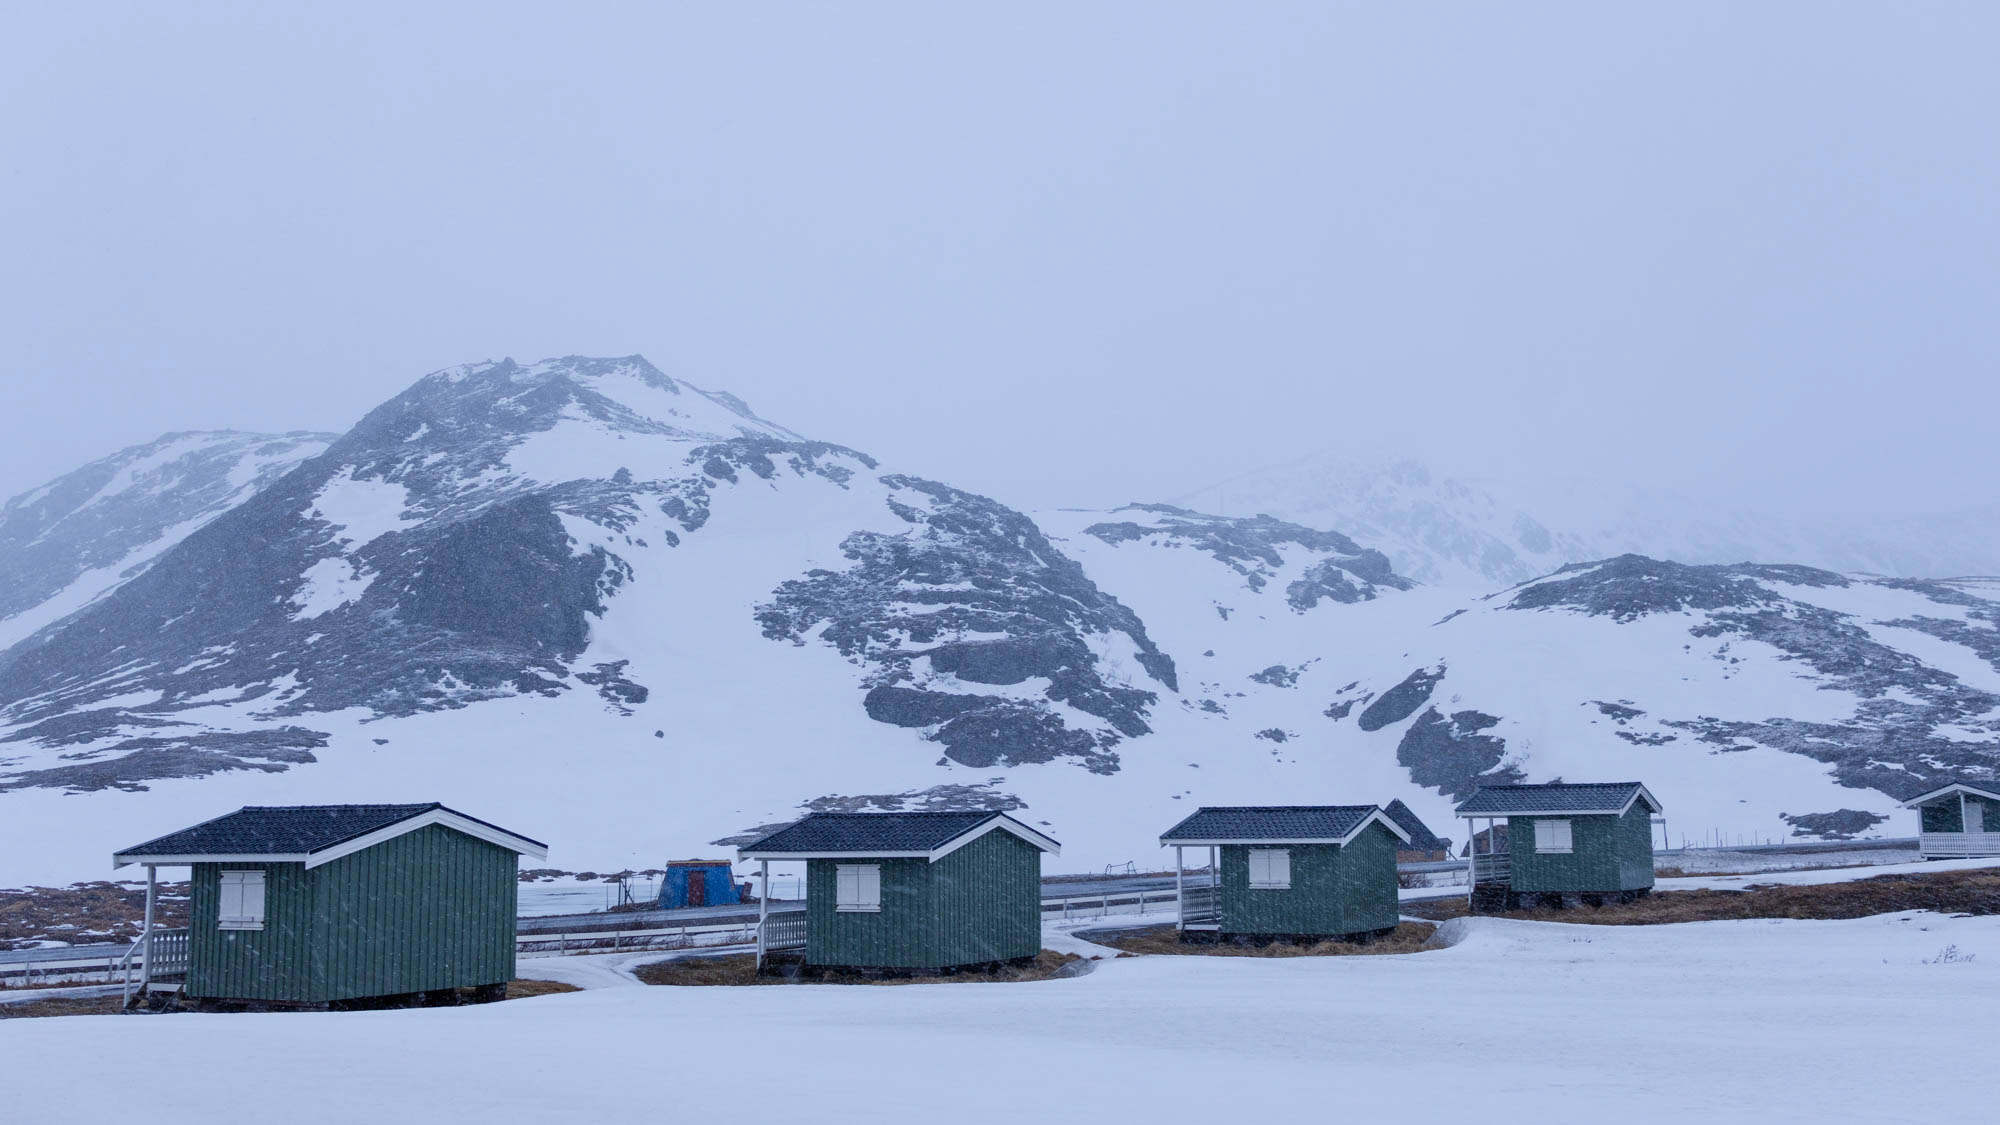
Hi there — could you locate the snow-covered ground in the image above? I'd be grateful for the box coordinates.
[10,904,1994,1123]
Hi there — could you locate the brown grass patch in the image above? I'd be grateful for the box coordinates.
[0,994,124,1019]
[1404,868,2000,926]
[506,978,583,999]
[0,881,190,951]
[1087,921,1438,958]
[634,949,1083,986]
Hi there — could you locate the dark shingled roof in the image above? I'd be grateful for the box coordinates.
[115,803,545,858]
[1455,783,1657,816]
[738,812,1056,855]
[1382,799,1449,851]
[1159,805,1389,843]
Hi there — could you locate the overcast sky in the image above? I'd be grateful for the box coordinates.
[3,3,1995,527]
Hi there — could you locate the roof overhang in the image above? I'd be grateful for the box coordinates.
[113,853,310,868]
[1900,782,2000,808]
[1160,809,1412,849]
[738,813,1061,863]
[112,807,549,870]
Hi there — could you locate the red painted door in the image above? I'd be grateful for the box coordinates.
[686,871,707,907]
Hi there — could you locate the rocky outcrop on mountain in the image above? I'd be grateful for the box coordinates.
[0,430,334,650]
[1083,504,1408,607]
[0,356,1180,793]
[758,476,1175,774]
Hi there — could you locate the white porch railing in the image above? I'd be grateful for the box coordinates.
[1472,854,1512,882]
[761,911,808,952]
[1918,832,2000,858]
[1179,884,1219,925]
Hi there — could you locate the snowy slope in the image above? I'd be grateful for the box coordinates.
[0,430,334,650]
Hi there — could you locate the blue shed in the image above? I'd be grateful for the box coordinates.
[659,860,742,909]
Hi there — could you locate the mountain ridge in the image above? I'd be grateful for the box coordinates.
[1,355,1995,884]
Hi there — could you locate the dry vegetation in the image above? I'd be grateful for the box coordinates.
[1405,868,2000,926]
[634,949,1084,986]
[506,979,583,999]
[0,994,124,1020]
[0,881,189,951]
[1087,921,1440,958]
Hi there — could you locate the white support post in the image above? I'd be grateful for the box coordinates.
[1465,818,1475,906]
[756,859,770,971]
[141,864,157,993]
[1175,846,1185,932]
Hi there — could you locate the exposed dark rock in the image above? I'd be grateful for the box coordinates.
[1358,665,1445,732]
[1592,701,1644,723]
[1082,504,1410,610]
[576,660,649,714]
[758,475,1174,773]
[1255,728,1290,743]
[863,686,993,728]
[0,728,327,792]
[1249,664,1300,688]
[1509,555,1827,623]
[0,431,334,629]
[801,781,1026,815]
[1396,707,1518,802]
[1781,809,1889,840]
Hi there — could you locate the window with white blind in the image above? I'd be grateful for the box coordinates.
[835,864,882,912]
[1533,819,1574,854]
[1247,848,1291,889]
[217,870,267,930]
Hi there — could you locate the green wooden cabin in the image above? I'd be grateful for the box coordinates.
[1158,805,1410,942]
[737,811,1059,973]
[1901,782,2000,859]
[112,803,546,1009]
[1455,782,1661,909]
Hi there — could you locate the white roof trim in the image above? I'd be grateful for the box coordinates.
[1900,782,2000,808]
[303,808,548,868]
[1455,786,1663,819]
[735,850,934,860]
[113,853,309,869]
[738,814,1062,863]
[929,815,1063,860]
[1160,810,1412,849]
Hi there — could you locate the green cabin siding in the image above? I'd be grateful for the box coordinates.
[185,825,519,1003]
[187,862,319,1003]
[1216,822,1400,938]
[1507,804,1656,894]
[804,830,1042,970]
[1920,795,2000,833]
[309,825,517,999]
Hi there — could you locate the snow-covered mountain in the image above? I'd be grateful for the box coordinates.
[2,356,1996,884]
[0,430,334,651]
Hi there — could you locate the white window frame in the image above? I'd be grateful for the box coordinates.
[834,863,881,912]
[1534,819,1574,855]
[1247,848,1291,889]
[217,869,267,931]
